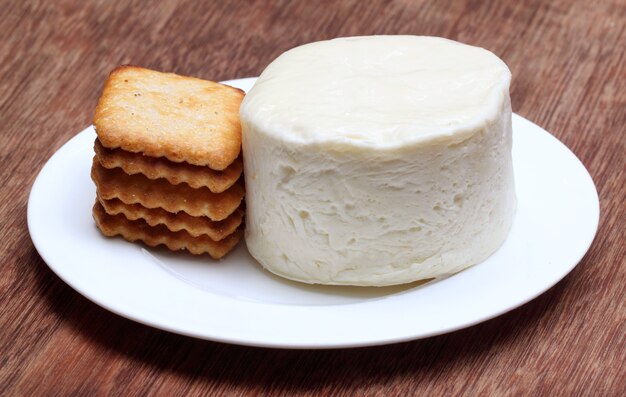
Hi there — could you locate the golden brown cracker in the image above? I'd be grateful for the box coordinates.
[92,201,241,258]
[93,66,244,170]
[98,196,244,241]
[93,139,242,193]
[91,160,244,220]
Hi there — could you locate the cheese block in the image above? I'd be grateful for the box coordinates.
[240,36,516,286]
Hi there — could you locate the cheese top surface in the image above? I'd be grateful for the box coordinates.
[242,35,511,148]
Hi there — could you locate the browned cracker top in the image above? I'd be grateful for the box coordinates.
[94,66,244,170]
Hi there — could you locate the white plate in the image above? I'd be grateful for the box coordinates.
[28,77,599,349]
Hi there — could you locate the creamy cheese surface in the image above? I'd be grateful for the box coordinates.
[242,36,511,148]
[241,36,516,286]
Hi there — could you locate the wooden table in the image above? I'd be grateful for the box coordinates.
[2,0,624,395]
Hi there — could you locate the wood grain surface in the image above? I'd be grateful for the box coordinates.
[1,0,624,395]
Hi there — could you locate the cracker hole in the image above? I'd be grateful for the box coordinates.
[454,194,464,207]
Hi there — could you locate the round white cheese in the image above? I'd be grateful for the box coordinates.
[240,36,516,286]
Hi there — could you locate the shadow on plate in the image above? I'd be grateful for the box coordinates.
[147,242,434,305]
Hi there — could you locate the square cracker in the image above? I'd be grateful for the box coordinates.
[91,160,245,221]
[94,66,244,170]
[94,139,242,193]
[98,196,244,241]
[92,201,241,258]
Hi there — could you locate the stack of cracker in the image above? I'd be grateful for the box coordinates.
[91,66,245,259]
